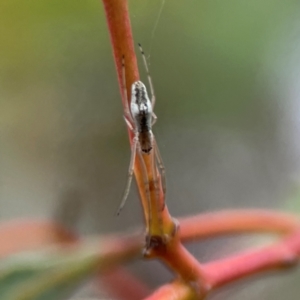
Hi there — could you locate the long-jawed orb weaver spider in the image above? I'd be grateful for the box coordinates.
[116,44,166,216]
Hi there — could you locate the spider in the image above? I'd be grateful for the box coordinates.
[116,43,166,216]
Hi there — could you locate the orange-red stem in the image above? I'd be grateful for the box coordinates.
[101,1,300,299]
[203,229,300,288]
[144,280,198,300]
[102,0,176,240]
[179,209,300,242]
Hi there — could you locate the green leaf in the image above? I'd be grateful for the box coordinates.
[0,245,103,300]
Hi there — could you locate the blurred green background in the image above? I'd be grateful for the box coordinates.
[1,0,300,299]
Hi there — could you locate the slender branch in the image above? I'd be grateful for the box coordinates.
[179,210,300,242]
[144,280,198,300]
[203,229,300,289]
[101,2,300,299]
[102,0,176,240]
[102,0,139,100]
[1,217,300,299]
[160,241,208,285]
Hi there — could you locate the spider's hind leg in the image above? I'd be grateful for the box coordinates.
[153,138,166,210]
[116,135,138,215]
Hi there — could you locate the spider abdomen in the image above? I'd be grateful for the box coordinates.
[139,131,153,153]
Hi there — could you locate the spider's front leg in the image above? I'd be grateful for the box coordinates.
[123,114,134,132]
[151,112,157,126]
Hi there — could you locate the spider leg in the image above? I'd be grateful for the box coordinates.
[151,94,156,111]
[124,115,134,131]
[122,55,134,127]
[150,146,160,209]
[151,112,157,126]
[138,43,156,110]
[150,143,164,234]
[116,134,138,215]
[153,138,166,208]
[136,147,152,230]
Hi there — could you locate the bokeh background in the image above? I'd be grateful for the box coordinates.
[1,0,300,299]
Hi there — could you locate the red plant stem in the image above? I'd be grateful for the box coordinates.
[144,280,198,300]
[179,210,300,242]
[1,217,300,299]
[102,0,138,98]
[101,1,300,298]
[203,229,300,288]
[159,240,208,287]
[102,0,174,235]
[102,0,152,225]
